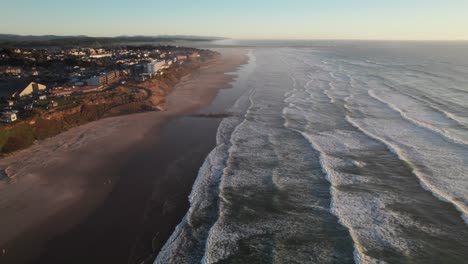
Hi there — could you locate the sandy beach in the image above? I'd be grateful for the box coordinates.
[0,48,248,264]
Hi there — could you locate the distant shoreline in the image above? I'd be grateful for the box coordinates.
[0,34,225,48]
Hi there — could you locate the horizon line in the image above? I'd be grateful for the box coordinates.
[1,33,468,42]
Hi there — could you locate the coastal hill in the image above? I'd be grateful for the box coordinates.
[0,34,225,47]
[0,46,219,155]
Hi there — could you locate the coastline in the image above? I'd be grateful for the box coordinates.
[0,48,248,264]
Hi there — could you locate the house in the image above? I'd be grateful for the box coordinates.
[0,112,17,123]
[2,67,22,76]
[31,69,39,76]
[189,52,200,59]
[24,104,33,111]
[47,101,58,109]
[12,82,47,98]
[51,90,73,97]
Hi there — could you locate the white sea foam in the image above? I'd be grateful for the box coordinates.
[342,74,468,221]
[283,52,468,262]
[201,86,260,263]
[321,57,468,225]
[156,104,249,263]
[155,51,258,263]
[367,89,468,146]
[345,115,468,225]
[203,49,358,263]
[282,81,390,263]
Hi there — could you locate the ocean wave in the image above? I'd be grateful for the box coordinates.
[158,45,468,263]
[155,51,257,263]
[283,102,408,263]
[284,63,468,262]
[345,115,468,225]
[339,71,468,222]
[367,89,468,146]
[156,98,250,264]
[376,74,468,117]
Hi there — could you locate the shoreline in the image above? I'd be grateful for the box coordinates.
[0,48,248,264]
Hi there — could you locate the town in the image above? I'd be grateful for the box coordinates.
[0,45,205,123]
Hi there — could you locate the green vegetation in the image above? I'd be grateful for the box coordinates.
[0,129,12,149]
[0,93,138,154]
[0,124,35,153]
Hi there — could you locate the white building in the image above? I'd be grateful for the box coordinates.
[12,82,46,98]
[90,54,113,59]
[144,60,165,74]
[86,71,119,86]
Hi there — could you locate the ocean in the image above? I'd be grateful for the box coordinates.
[156,41,468,263]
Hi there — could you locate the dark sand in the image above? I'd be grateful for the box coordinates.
[0,48,248,264]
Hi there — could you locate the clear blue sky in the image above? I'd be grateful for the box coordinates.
[2,0,467,40]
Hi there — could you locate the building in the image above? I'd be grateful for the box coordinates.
[189,52,200,59]
[144,60,165,74]
[176,55,188,61]
[24,104,33,111]
[105,70,119,83]
[12,82,46,98]
[87,75,106,86]
[47,101,58,109]
[4,67,22,75]
[90,54,113,59]
[51,89,73,97]
[161,60,173,70]
[0,112,17,123]
[132,65,145,81]
[31,69,39,76]
[86,71,120,86]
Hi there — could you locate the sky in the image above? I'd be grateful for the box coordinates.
[1,0,468,40]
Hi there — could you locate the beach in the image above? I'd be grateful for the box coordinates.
[0,48,248,264]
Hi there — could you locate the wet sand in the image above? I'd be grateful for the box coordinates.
[0,48,248,264]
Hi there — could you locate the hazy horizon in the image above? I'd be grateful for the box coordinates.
[2,34,468,42]
[1,0,468,41]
